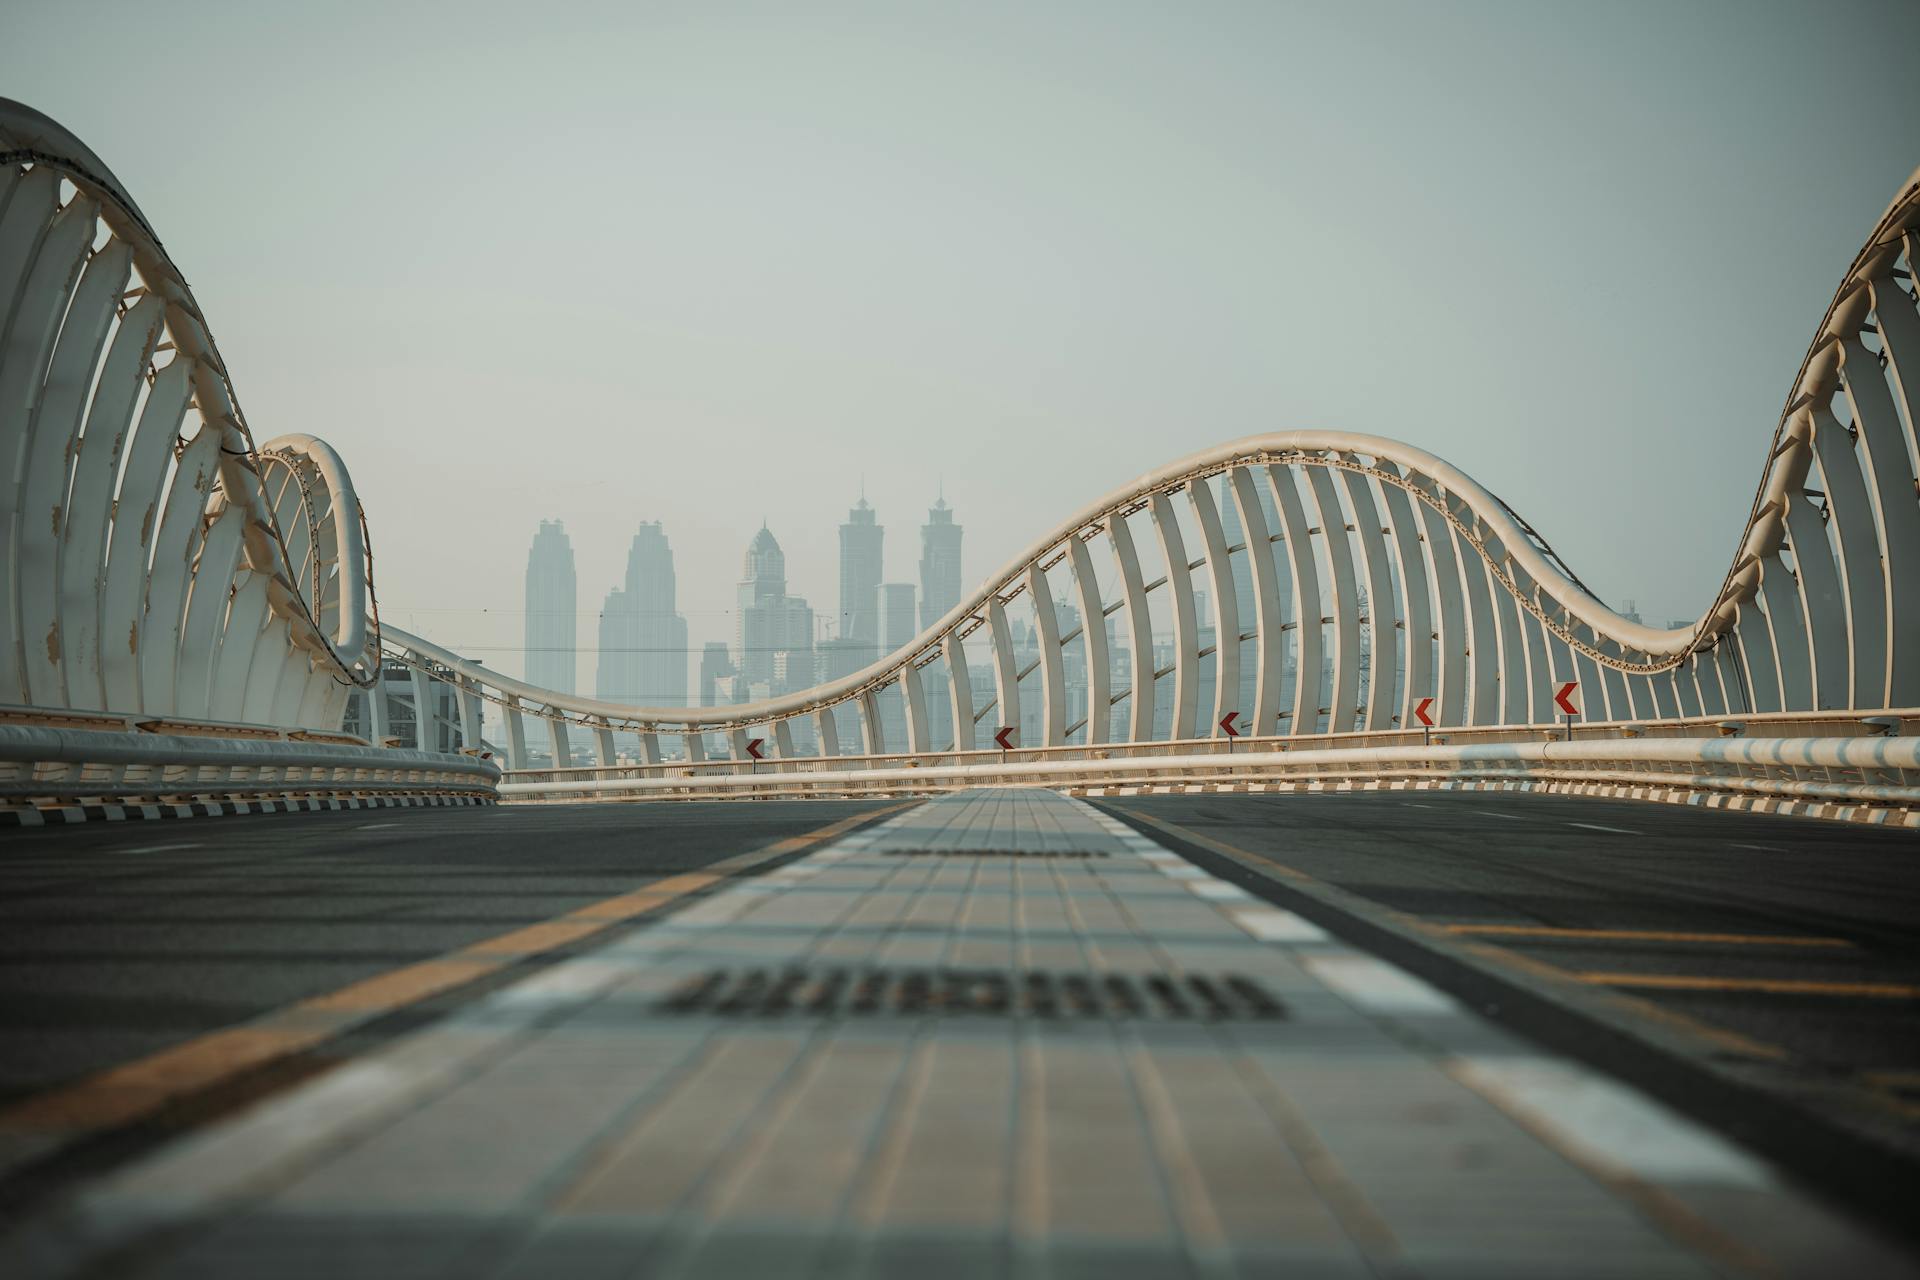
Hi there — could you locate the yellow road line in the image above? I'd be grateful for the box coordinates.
[299,957,504,1014]
[0,804,909,1137]
[1442,925,1853,949]
[1576,973,1920,999]
[1861,1069,1920,1088]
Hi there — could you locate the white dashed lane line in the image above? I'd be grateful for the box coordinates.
[117,842,203,855]
[1567,822,1639,835]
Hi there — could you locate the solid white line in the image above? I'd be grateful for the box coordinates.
[1567,822,1638,835]
[1231,908,1329,943]
[1449,1056,1772,1190]
[1304,954,1456,1013]
[1187,880,1252,901]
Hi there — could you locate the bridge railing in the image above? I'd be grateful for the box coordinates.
[496,708,1915,783]
[494,718,1920,827]
[0,714,500,814]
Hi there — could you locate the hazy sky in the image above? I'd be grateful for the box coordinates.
[7,1,1918,687]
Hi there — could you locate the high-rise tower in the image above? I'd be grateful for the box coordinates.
[524,520,576,693]
[839,495,883,654]
[919,495,962,631]
[596,522,688,706]
[736,526,815,696]
[879,582,917,651]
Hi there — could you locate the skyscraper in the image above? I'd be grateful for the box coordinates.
[919,495,962,630]
[736,526,815,697]
[875,582,918,751]
[698,642,735,707]
[524,520,576,692]
[839,495,883,654]
[596,522,688,706]
[879,582,917,652]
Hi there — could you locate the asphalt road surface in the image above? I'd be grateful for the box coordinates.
[0,801,894,1105]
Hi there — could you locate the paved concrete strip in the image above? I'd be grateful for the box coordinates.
[0,806,902,1145]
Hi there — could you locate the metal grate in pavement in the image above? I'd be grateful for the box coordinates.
[879,847,1109,858]
[656,966,1287,1021]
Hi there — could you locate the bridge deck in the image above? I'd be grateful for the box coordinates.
[16,789,1905,1278]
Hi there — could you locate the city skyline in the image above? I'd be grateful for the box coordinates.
[519,486,966,702]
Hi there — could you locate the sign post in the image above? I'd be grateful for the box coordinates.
[1413,696,1435,748]
[1553,681,1581,740]
[1219,711,1240,753]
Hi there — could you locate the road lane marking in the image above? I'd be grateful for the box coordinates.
[1448,1056,1772,1188]
[1303,954,1457,1014]
[1467,807,1527,821]
[1187,880,1252,901]
[1442,1057,1779,1277]
[1231,907,1328,942]
[1862,1069,1920,1088]
[1732,843,1783,853]
[118,842,202,854]
[1443,925,1854,949]
[1567,822,1639,835]
[1576,973,1920,999]
[356,822,399,830]
[0,804,910,1138]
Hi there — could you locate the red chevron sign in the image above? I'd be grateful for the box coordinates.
[745,737,764,761]
[1413,697,1435,728]
[994,726,1016,750]
[1554,682,1580,717]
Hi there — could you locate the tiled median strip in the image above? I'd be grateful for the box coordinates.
[9,789,1905,1278]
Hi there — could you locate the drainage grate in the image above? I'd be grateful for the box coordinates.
[656,966,1286,1021]
[880,847,1109,858]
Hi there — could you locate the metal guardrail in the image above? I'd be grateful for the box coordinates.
[498,709,1916,785]
[497,735,1920,825]
[0,703,372,745]
[0,724,500,807]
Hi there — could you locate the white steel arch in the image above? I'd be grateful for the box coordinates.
[0,100,377,731]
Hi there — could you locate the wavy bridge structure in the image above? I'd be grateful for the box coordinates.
[2,98,1917,818]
